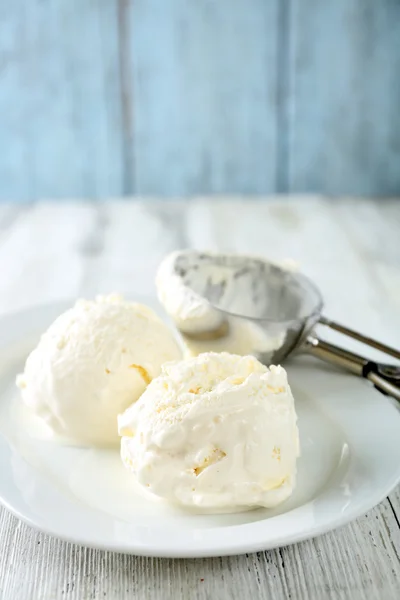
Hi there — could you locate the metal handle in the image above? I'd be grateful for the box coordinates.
[305,335,366,376]
[367,371,400,401]
[305,335,400,402]
[319,315,400,360]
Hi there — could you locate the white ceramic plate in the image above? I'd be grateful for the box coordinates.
[0,302,399,558]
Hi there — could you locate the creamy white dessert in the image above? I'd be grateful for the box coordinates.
[156,250,224,335]
[155,250,294,361]
[16,294,182,447]
[118,352,299,511]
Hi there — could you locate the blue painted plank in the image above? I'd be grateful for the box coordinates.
[129,0,280,196]
[0,0,124,201]
[1,0,399,200]
[288,0,400,196]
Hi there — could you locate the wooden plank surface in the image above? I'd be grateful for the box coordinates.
[0,0,124,201]
[1,2,400,199]
[0,494,399,600]
[129,0,280,195]
[0,197,399,599]
[288,0,400,196]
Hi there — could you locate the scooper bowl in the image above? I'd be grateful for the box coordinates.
[157,250,400,401]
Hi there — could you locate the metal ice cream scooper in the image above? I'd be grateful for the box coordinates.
[156,250,400,402]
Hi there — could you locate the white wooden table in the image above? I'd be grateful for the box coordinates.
[0,197,399,600]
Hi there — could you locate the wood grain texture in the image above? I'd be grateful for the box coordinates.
[288,0,400,196]
[0,0,124,202]
[1,2,400,199]
[0,197,399,599]
[129,0,280,195]
[0,487,399,599]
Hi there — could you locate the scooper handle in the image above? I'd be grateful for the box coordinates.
[305,335,400,402]
[319,316,400,361]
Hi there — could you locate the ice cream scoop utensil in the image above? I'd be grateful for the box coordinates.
[160,251,400,402]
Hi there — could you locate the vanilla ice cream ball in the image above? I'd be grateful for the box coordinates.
[118,352,299,511]
[16,294,182,447]
[155,250,295,362]
[156,250,225,335]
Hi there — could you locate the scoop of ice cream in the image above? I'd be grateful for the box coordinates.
[155,250,296,362]
[16,294,182,447]
[118,352,299,511]
[156,250,224,335]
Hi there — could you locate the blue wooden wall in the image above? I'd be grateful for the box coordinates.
[0,0,399,201]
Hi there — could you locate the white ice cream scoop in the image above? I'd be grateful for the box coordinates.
[16,294,182,446]
[118,352,299,511]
